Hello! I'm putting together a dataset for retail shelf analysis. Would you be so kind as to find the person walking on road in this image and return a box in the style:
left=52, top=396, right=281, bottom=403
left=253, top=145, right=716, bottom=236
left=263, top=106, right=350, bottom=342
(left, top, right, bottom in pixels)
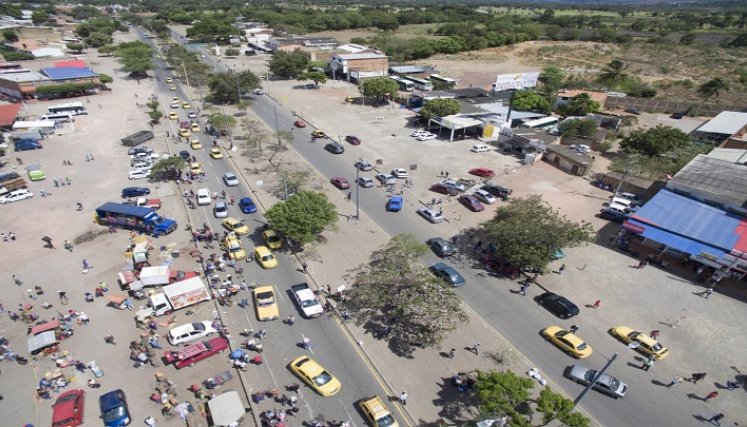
left=650, top=329, right=661, bottom=339
left=666, top=376, right=682, bottom=388
left=518, top=283, right=529, bottom=296
left=592, top=299, right=601, bottom=309
left=13, top=275, right=22, bottom=286
left=301, top=262, right=308, bottom=274
left=569, top=325, right=579, bottom=334
left=471, top=342, right=480, bottom=355
left=689, top=372, right=707, bottom=384
left=287, top=315, right=295, bottom=326
left=557, top=264, right=566, bottom=274
left=399, top=391, right=408, bottom=406
left=707, top=413, right=725, bottom=426
left=704, top=391, right=719, bottom=402
left=104, top=335, right=115, bottom=345
left=641, top=358, right=653, bottom=372
left=302, top=337, right=311, bottom=350
left=448, top=348, right=456, bottom=359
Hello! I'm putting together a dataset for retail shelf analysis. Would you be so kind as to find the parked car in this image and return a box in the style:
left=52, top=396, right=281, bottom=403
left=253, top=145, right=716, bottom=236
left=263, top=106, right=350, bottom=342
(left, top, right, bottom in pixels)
left=386, top=196, right=403, bottom=212
left=213, top=201, right=228, bottom=218
left=239, top=197, right=257, bottom=213
left=599, top=206, right=629, bottom=223
left=416, top=208, right=444, bottom=223
left=426, top=237, right=456, bottom=257
left=610, top=326, right=669, bottom=360
left=0, top=188, right=33, bottom=204
left=430, top=262, right=466, bottom=287
left=440, top=179, right=466, bottom=192
left=14, top=140, right=42, bottom=151
left=473, top=189, right=497, bottom=204
left=469, top=167, right=496, bottom=178
left=52, top=389, right=86, bottom=427
left=358, top=177, right=374, bottom=188
left=345, top=135, right=361, bottom=145
left=252, top=88, right=264, bottom=95
left=566, top=365, right=628, bottom=399
left=538, top=292, right=579, bottom=319
left=330, top=177, right=350, bottom=190
left=163, top=337, right=229, bottom=369
left=670, top=112, right=684, bottom=119
left=99, top=389, right=131, bottom=427
left=324, top=142, right=344, bottom=154
left=458, top=194, right=485, bottom=212
left=128, top=169, right=150, bottom=180
left=178, top=150, right=191, bottom=161
left=293, top=120, right=306, bottom=128
left=167, top=321, right=217, bottom=346
left=223, top=172, right=239, bottom=187
left=311, top=130, right=327, bottom=139
left=417, top=133, right=437, bottom=141
left=391, top=168, right=408, bottom=178
left=355, top=161, right=373, bottom=171
left=480, top=184, right=512, bottom=200
left=430, top=183, right=459, bottom=196
left=471, top=144, right=491, bottom=153
left=127, top=146, right=153, bottom=156
left=410, top=130, right=430, bottom=137
left=615, top=192, right=641, bottom=203
left=375, top=173, right=396, bottom=185
left=359, top=395, right=399, bottom=427
left=121, top=187, right=150, bottom=198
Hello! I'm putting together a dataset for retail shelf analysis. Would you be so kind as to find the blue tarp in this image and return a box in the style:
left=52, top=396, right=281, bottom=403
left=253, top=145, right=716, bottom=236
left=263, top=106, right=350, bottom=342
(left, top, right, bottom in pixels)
left=41, top=67, right=97, bottom=80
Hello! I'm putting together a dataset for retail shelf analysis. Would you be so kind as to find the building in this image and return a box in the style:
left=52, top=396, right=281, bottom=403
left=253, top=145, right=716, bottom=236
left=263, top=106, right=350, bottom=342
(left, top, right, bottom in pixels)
left=666, top=154, right=747, bottom=215
left=302, top=37, right=337, bottom=49
left=329, top=53, right=388, bottom=82
left=689, top=111, right=747, bottom=148
left=267, top=38, right=304, bottom=52
left=542, top=144, right=594, bottom=176
left=40, top=67, right=100, bottom=85
left=0, top=103, right=23, bottom=129
left=555, top=90, right=608, bottom=109
left=0, top=68, right=50, bottom=99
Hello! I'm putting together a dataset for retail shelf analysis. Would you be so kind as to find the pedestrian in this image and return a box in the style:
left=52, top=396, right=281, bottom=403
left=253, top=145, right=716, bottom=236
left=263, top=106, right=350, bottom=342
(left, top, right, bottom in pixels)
left=636, top=259, right=648, bottom=269
left=642, top=358, right=653, bottom=371
left=592, top=299, right=601, bottom=309
left=326, top=284, right=332, bottom=295
left=448, top=348, right=456, bottom=359
left=440, top=171, right=444, bottom=177
left=9, top=232, right=15, bottom=241
left=79, top=312, right=90, bottom=325
left=399, top=391, right=408, bottom=405
left=666, top=376, right=682, bottom=388
left=145, top=416, right=157, bottom=427
left=649, top=329, right=661, bottom=339
left=704, top=391, right=718, bottom=402
left=301, top=262, right=308, bottom=274
left=289, top=394, right=297, bottom=407
left=166, top=131, right=169, bottom=138
left=27, top=290, right=37, bottom=301
left=557, top=264, right=566, bottom=274
left=13, top=275, right=22, bottom=286
left=149, top=336, right=162, bottom=349
left=698, top=288, right=714, bottom=299
left=302, top=337, right=310, bottom=350
left=569, top=324, right=579, bottom=334
left=518, top=283, right=528, bottom=296
left=689, top=372, right=707, bottom=384
left=82, top=259, right=92, bottom=270
left=471, top=341, right=480, bottom=355
left=104, top=335, right=115, bottom=345
left=287, top=315, right=295, bottom=326
left=707, top=413, right=725, bottom=426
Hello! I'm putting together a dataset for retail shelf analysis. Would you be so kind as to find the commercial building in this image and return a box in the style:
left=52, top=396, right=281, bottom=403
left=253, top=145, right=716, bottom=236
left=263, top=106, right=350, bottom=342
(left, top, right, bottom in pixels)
left=329, top=53, right=388, bottom=82
left=689, top=111, right=747, bottom=148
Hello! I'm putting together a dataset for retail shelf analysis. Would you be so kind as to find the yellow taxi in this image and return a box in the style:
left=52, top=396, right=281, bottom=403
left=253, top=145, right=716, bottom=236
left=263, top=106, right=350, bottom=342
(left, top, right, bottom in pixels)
left=311, top=130, right=327, bottom=139
left=221, top=234, right=246, bottom=260
left=611, top=326, right=669, bottom=360
left=254, top=246, right=277, bottom=269
left=190, top=139, right=202, bottom=150
left=165, top=77, right=173, bottom=83
left=262, top=229, right=283, bottom=250
left=182, top=101, right=191, bottom=109
left=168, top=112, right=178, bottom=120
left=209, top=148, right=223, bottom=159
left=542, top=326, right=592, bottom=359
left=345, top=96, right=355, bottom=103
left=169, top=85, right=177, bottom=91
left=222, top=217, right=249, bottom=235
left=359, top=396, right=399, bottom=427
left=190, top=123, right=201, bottom=133
left=178, top=128, right=191, bottom=138
left=289, top=355, right=341, bottom=397
left=190, top=162, right=203, bottom=175
left=253, top=285, right=279, bottom=321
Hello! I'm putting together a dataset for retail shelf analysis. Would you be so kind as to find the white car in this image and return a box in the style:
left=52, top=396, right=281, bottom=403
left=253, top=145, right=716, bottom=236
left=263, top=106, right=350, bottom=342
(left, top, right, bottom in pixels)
left=196, top=188, right=211, bottom=206
left=132, top=152, right=160, bottom=160
left=616, top=192, right=641, bottom=203
left=213, top=201, right=228, bottom=218
left=355, top=161, right=373, bottom=171
left=473, top=189, right=497, bottom=204
left=252, top=88, right=264, bottom=95
left=169, top=101, right=180, bottom=109
left=223, top=172, right=240, bottom=187
left=167, top=321, right=217, bottom=346
left=0, top=188, right=33, bottom=204
left=471, top=144, right=491, bottom=153
left=417, top=208, right=444, bottom=224
left=391, top=168, right=408, bottom=178
left=358, top=177, right=374, bottom=188
left=187, top=111, right=197, bottom=119
left=375, top=173, right=396, bottom=185
left=441, top=179, right=466, bottom=192
left=410, top=130, right=430, bottom=137
left=417, top=133, right=437, bottom=141
left=128, top=169, right=151, bottom=180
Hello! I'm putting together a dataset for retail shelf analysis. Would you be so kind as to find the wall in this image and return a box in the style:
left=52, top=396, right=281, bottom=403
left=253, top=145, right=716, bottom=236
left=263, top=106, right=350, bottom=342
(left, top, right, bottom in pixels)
left=604, top=96, right=747, bottom=118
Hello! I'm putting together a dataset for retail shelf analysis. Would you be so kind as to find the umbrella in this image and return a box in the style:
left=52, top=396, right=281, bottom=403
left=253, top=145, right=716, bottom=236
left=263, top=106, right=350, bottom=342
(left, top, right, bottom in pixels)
left=229, top=349, right=246, bottom=360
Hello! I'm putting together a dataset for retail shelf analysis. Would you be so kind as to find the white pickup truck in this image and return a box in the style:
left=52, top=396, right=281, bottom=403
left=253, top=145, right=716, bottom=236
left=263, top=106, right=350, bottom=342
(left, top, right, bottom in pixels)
left=290, top=283, right=324, bottom=318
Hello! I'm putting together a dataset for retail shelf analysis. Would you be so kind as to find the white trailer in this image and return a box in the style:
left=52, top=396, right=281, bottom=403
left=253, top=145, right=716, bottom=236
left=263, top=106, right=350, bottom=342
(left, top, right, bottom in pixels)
left=148, top=276, right=211, bottom=316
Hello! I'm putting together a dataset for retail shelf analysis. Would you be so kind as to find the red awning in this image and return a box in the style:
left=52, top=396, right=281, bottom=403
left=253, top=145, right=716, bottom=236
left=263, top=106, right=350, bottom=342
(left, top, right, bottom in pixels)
left=31, top=319, right=60, bottom=335
left=54, top=60, right=87, bottom=68
left=0, top=103, right=22, bottom=127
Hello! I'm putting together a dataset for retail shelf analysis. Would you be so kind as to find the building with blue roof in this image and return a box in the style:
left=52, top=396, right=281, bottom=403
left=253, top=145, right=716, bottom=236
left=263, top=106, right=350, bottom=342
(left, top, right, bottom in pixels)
left=40, top=67, right=98, bottom=82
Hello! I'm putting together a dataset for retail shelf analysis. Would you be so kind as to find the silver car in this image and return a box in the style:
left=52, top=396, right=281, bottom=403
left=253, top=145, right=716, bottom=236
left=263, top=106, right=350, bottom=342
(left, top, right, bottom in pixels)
left=416, top=208, right=444, bottom=224
left=566, top=365, right=628, bottom=399
left=223, top=172, right=240, bottom=187
left=213, top=201, right=229, bottom=218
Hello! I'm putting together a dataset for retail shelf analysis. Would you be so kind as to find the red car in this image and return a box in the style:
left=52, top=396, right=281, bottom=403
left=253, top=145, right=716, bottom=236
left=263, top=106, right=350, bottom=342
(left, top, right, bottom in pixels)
left=459, top=194, right=485, bottom=212
left=330, top=177, right=350, bottom=190
left=163, top=336, right=229, bottom=369
left=469, top=167, right=496, bottom=178
left=345, top=135, right=361, bottom=145
left=430, top=183, right=459, bottom=196
left=52, top=389, right=86, bottom=427
left=293, top=120, right=306, bottom=128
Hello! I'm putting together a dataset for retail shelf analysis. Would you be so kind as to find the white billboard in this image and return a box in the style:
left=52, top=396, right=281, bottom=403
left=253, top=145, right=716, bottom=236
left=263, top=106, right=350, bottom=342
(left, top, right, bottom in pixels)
left=492, top=72, right=539, bottom=91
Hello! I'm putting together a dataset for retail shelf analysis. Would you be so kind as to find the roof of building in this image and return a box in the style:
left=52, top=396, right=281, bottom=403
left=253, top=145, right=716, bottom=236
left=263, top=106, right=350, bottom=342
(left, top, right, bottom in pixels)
left=706, top=148, right=747, bottom=164
left=669, top=154, right=747, bottom=209
left=40, top=67, right=97, bottom=80
left=337, top=43, right=368, bottom=54
left=304, top=37, right=337, bottom=44
left=626, top=189, right=747, bottom=260
left=0, top=103, right=22, bottom=127
left=389, top=65, right=424, bottom=74
left=546, top=144, right=594, bottom=165
left=693, top=111, right=747, bottom=135
left=556, top=90, right=608, bottom=104
left=31, top=47, right=65, bottom=58
left=0, top=69, right=48, bottom=83
left=335, top=53, right=387, bottom=60
left=450, top=88, right=491, bottom=98
left=54, top=60, right=87, bottom=68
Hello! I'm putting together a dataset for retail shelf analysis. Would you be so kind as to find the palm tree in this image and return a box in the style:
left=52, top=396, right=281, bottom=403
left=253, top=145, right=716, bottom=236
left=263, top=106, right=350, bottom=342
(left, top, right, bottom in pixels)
left=597, top=59, right=630, bottom=87
left=696, top=78, right=729, bottom=102
left=565, top=93, right=600, bottom=116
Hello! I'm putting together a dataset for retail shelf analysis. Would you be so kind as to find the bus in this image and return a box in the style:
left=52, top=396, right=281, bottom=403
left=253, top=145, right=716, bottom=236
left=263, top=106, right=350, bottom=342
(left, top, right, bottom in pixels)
left=401, top=76, right=434, bottom=91
left=47, top=102, right=88, bottom=116
left=389, top=76, right=414, bottom=92
left=429, top=74, right=456, bottom=89
left=519, top=116, right=559, bottom=130
left=40, top=112, right=75, bottom=123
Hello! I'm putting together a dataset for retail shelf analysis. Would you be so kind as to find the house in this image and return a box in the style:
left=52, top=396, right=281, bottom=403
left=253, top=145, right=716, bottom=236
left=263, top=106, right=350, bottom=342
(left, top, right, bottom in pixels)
left=0, top=103, right=23, bottom=129
left=329, top=53, right=388, bottom=82
left=542, top=144, right=594, bottom=176
left=302, top=37, right=337, bottom=49
left=0, top=69, right=50, bottom=99
left=40, top=67, right=99, bottom=85
left=689, top=111, right=747, bottom=148
left=31, top=47, right=65, bottom=58
left=267, top=38, right=305, bottom=52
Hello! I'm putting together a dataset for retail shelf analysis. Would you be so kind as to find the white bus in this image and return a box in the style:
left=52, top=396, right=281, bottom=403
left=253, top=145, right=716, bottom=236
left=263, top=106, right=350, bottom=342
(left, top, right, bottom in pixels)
left=519, top=116, right=559, bottom=130
left=429, top=74, right=456, bottom=89
left=47, top=102, right=88, bottom=116
left=389, top=76, right=414, bottom=92
left=40, top=112, right=75, bottom=123
left=401, top=76, right=434, bottom=91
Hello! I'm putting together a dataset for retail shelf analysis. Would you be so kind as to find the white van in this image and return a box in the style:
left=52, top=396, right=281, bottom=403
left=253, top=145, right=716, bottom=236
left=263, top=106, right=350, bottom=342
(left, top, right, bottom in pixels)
left=39, top=113, right=74, bottom=123
left=471, top=144, right=491, bottom=153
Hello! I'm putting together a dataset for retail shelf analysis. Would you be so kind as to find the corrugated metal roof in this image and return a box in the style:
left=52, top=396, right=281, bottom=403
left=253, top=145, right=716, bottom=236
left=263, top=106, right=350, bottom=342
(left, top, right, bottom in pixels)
left=54, top=60, right=87, bottom=68
left=629, top=189, right=746, bottom=258
left=336, top=53, right=387, bottom=60
left=0, top=103, right=22, bottom=127
left=0, top=70, right=48, bottom=83
left=668, top=155, right=747, bottom=208
left=694, top=111, right=747, bottom=135
left=390, top=65, right=424, bottom=74
left=40, top=67, right=97, bottom=80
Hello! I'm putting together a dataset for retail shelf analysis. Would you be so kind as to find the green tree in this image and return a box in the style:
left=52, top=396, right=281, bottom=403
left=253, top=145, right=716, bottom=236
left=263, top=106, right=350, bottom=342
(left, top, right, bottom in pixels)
left=680, top=32, right=696, bottom=45
left=728, top=33, right=747, bottom=47
left=70, top=5, right=101, bottom=20
left=361, top=77, right=399, bottom=100
left=597, top=59, right=630, bottom=88
left=186, top=18, right=235, bottom=41
left=115, top=41, right=153, bottom=77
left=268, top=50, right=309, bottom=79
left=97, top=44, right=117, bottom=56
left=85, top=32, right=113, bottom=48
left=482, top=195, right=594, bottom=269
left=2, top=29, right=18, bottom=43
left=224, top=47, right=240, bottom=57
left=149, top=156, right=186, bottom=181
left=696, top=78, right=729, bottom=102
left=536, top=388, right=577, bottom=426
left=562, top=93, right=601, bottom=116
left=208, top=71, right=260, bottom=104
left=298, top=71, right=327, bottom=88
left=345, top=234, right=467, bottom=356
left=558, top=118, right=597, bottom=139
left=540, top=65, right=566, bottom=93
left=66, top=43, right=85, bottom=54
left=476, top=370, right=534, bottom=426
left=620, top=125, right=691, bottom=156
left=421, top=98, right=460, bottom=120
left=31, top=10, right=49, bottom=25
left=98, top=73, right=113, bottom=84
left=511, top=90, right=551, bottom=113
left=265, top=191, right=338, bottom=246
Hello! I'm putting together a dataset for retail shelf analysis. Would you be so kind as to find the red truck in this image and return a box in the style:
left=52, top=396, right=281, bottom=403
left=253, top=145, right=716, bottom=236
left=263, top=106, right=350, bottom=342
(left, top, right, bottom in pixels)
left=163, top=336, right=229, bottom=369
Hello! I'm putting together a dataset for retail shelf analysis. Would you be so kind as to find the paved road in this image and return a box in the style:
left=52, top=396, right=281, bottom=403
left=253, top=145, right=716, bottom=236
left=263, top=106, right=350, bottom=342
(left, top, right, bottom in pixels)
left=140, top=28, right=406, bottom=426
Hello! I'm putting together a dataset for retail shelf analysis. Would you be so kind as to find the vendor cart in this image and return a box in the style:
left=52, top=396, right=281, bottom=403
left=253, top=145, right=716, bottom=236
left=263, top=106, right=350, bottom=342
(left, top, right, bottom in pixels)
left=28, top=331, right=58, bottom=355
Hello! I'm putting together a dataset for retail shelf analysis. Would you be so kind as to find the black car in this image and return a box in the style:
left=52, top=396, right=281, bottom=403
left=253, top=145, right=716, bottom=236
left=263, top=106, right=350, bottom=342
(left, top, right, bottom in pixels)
left=14, top=139, right=43, bottom=151
left=538, top=292, right=579, bottom=319
left=127, top=146, right=153, bottom=156
left=480, top=184, right=512, bottom=200
left=121, top=187, right=150, bottom=198
left=670, top=112, right=684, bottom=119
left=324, top=142, right=344, bottom=154
left=178, top=150, right=191, bottom=161
left=426, top=237, right=457, bottom=257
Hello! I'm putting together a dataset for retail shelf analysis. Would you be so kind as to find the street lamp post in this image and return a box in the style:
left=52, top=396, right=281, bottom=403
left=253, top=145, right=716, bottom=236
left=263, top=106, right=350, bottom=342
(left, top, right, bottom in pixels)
left=355, top=160, right=361, bottom=219
left=263, top=58, right=270, bottom=93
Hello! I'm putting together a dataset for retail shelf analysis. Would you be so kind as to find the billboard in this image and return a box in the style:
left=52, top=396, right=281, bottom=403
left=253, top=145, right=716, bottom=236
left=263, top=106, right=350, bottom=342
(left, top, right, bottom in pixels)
left=492, top=72, right=539, bottom=91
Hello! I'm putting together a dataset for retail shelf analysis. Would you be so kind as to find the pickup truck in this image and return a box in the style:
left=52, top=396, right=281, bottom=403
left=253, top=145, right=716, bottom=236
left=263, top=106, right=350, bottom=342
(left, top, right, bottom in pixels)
left=124, top=197, right=161, bottom=210
left=290, top=283, right=324, bottom=318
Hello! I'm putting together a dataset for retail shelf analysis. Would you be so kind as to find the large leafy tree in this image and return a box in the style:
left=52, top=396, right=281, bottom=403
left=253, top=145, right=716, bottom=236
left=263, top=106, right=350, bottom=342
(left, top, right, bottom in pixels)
left=149, top=156, right=186, bottom=181
left=268, top=50, right=309, bottom=79
left=696, top=78, right=729, bottom=102
left=186, top=18, right=235, bottom=41
left=297, top=71, right=327, bottom=88
left=361, top=76, right=399, bottom=100
left=345, top=234, right=467, bottom=357
left=597, top=59, right=630, bottom=88
left=561, top=93, right=600, bottom=116
left=421, top=98, right=460, bottom=119
left=265, top=191, right=337, bottom=246
left=539, top=65, right=565, bottom=93
left=511, top=90, right=551, bottom=113
left=537, top=388, right=590, bottom=427
left=115, top=41, right=153, bottom=77
left=2, top=29, right=18, bottom=42
left=482, top=195, right=594, bottom=269
left=558, top=118, right=597, bottom=139
left=208, top=71, right=260, bottom=104
left=620, top=125, right=691, bottom=156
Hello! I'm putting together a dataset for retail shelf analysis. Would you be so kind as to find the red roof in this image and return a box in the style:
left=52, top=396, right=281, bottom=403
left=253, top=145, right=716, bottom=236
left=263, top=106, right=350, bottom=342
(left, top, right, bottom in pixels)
left=54, top=60, right=87, bottom=68
left=0, top=103, right=22, bottom=127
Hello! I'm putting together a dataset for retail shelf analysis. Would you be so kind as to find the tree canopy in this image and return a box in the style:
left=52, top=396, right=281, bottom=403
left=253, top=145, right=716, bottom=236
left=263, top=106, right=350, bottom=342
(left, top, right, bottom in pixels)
left=150, top=156, right=186, bottom=181
left=511, top=90, right=551, bottom=113
left=597, top=59, right=630, bottom=88
left=482, top=195, right=594, bottom=269
left=421, top=98, right=460, bottom=120
left=114, top=41, right=153, bottom=77
left=208, top=71, right=260, bottom=104
left=265, top=191, right=338, bottom=246
left=697, top=78, right=729, bottom=102
left=298, top=71, right=327, bottom=88
left=560, top=93, right=601, bottom=116
left=268, top=50, right=309, bottom=79
left=345, top=234, right=467, bottom=357
left=361, top=77, right=399, bottom=100
left=620, top=125, right=692, bottom=156
left=558, top=118, right=597, bottom=139
left=186, top=18, right=235, bottom=42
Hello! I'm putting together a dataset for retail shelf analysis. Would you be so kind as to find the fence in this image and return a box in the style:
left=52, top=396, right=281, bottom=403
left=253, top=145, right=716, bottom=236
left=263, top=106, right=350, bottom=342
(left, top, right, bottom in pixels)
left=604, top=96, right=747, bottom=117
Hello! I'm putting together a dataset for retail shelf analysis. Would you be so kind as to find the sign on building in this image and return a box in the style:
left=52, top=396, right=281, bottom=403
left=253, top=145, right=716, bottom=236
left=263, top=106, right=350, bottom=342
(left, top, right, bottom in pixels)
left=492, top=72, right=539, bottom=91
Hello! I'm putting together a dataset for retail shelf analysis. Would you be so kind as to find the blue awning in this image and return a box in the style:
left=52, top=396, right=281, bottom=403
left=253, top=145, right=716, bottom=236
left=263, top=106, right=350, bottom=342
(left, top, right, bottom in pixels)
left=624, top=218, right=728, bottom=261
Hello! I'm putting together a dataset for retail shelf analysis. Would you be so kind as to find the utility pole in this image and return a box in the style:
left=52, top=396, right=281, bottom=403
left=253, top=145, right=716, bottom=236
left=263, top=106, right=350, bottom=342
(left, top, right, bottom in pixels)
left=263, top=58, right=270, bottom=93
left=574, top=353, right=618, bottom=406
left=355, top=160, right=361, bottom=219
